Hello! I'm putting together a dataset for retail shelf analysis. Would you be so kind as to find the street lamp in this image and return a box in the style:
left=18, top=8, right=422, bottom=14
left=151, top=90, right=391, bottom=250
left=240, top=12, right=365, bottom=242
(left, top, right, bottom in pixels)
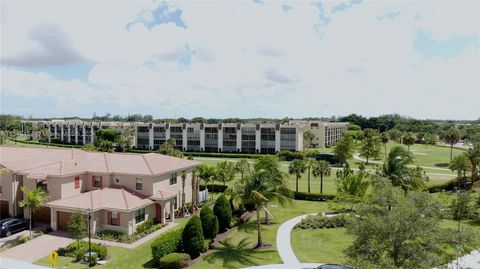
left=87, top=208, right=92, bottom=268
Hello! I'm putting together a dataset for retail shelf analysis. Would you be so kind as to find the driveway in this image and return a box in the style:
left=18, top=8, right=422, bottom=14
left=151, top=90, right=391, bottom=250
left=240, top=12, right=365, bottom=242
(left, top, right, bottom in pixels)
left=0, top=223, right=49, bottom=248
left=1, top=231, right=74, bottom=263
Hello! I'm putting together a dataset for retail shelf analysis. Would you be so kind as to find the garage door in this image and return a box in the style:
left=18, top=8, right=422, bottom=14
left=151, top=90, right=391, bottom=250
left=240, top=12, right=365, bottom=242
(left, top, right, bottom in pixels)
left=0, top=200, right=9, bottom=219
left=57, top=211, right=73, bottom=231
left=32, top=206, right=51, bottom=224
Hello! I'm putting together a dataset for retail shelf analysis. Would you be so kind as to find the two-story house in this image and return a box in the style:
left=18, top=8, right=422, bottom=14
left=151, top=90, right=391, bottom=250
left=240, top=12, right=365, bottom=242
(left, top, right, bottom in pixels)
left=0, top=147, right=200, bottom=235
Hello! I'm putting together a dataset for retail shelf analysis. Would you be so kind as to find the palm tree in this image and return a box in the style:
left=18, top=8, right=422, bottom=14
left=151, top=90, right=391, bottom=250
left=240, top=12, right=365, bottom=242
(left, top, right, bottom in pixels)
left=449, top=154, right=471, bottom=189
left=380, top=132, right=389, bottom=159
left=235, top=159, right=250, bottom=181
left=305, top=158, right=315, bottom=193
left=378, top=146, right=426, bottom=193
left=444, top=128, right=460, bottom=161
left=197, top=164, right=216, bottom=200
left=229, top=156, right=292, bottom=247
left=465, top=142, right=480, bottom=184
left=288, top=159, right=305, bottom=192
left=402, top=132, right=416, bottom=152
left=312, top=160, right=331, bottom=194
left=191, top=169, right=199, bottom=212
left=180, top=171, right=187, bottom=216
left=18, top=187, right=49, bottom=238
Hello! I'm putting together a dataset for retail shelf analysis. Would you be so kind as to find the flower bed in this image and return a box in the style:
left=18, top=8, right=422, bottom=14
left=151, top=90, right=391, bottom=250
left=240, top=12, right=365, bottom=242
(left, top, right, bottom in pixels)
left=294, top=213, right=348, bottom=229
left=95, top=219, right=166, bottom=243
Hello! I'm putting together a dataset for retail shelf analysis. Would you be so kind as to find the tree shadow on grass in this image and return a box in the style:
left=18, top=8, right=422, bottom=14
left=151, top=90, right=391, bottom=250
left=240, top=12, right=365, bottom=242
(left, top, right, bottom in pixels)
left=237, top=221, right=258, bottom=233
left=435, top=163, right=450, bottom=168
left=204, top=237, right=275, bottom=268
left=142, top=259, right=156, bottom=268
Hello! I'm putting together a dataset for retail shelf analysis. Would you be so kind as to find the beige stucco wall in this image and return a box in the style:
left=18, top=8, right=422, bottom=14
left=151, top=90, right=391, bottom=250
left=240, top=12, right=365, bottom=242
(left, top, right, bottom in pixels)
left=152, top=169, right=194, bottom=207
left=111, top=174, right=154, bottom=196
left=0, top=171, right=23, bottom=217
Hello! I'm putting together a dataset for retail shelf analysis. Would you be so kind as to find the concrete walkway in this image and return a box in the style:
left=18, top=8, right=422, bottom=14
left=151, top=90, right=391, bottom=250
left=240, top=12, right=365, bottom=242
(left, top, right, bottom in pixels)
left=1, top=231, right=74, bottom=263
left=443, top=250, right=480, bottom=269
left=0, top=257, right=50, bottom=269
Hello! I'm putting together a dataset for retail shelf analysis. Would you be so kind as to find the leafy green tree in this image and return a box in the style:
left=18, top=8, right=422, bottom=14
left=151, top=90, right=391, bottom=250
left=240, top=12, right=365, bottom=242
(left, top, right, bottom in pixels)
left=333, top=135, right=355, bottom=167
left=229, top=156, right=292, bottom=247
left=288, top=159, right=305, bottom=192
left=197, top=164, right=215, bottom=200
left=213, top=194, right=232, bottom=232
left=449, top=192, right=476, bottom=266
left=235, top=159, right=250, bottom=181
left=378, top=146, right=426, bottom=193
left=359, top=129, right=382, bottom=164
left=380, top=132, right=390, bottom=159
left=303, top=130, right=315, bottom=148
left=335, top=163, right=369, bottom=210
left=346, top=183, right=443, bottom=269
left=95, top=128, right=122, bottom=149
left=215, top=161, right=236, bottom=186
left=18, top=187, right=49, bottom=238
left=424, top=133, right=437, bottom=148
left=159, top=138, right=184, bottom=158
left=465, top=142, right=480, bottom=183
left=402, top=132, right=416, bottom=152
left=182, top=216, right=204, bottom=258
left=68, top=211, right=86, bottom=250
left=449, top=154, right=471, bottom=189
left=444, top=127, right=461, bottom=161
left=387, top=128, right=403, bottom=143
left=200, top=206, right=219, bottom=240
left=312, top=160, right=331, bottom=194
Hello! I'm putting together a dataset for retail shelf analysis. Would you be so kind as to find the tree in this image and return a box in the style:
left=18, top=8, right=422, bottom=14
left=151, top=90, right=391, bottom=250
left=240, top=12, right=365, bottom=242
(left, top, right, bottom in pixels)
left=304, top=158, right=315, bottom=193
left=159, top=138, right=184, bottom=158
left=213, top=194, right=232, bottom=232
left=179, top=171, right=187, bottom=216
left=333, top=135, right=355, bottom=167
left=215, top=161, right=236, bottom=186
left=200, top=206, right=219, bottom=240
left=359, top=129, right=382, bottom=164
left=95, top=128, right=121, bottom=148
left=465, top=142, right=480, bottom=184
left=191, top=169, right=199, bottom=212
left=444, top=127, right=461, bottom=161
left=402, top=132, right=416, bottom=152
left=229, top=156, right=292, bottom=247
left=380, top=132, right=389, bottom=159
left=387, top=128, right=403, bottom=143
left=450, top=192, right=476, bottom=267
left=449, top=154, right=471, bottom=189
left=335, top=163, right=369, bottom=210
left=182, top=216, right=204, bottom=258
left=378, top=146, right=426, bottom=193
left=424, top=133, right=437, bottom=148
left=235, top=159, right=250, bottom=180
left=303, top=130, right=315, bottom=148
left=197, top=164, right=215, bottom=200
left=288, top=159, right=305, bottom=192
left=68, top=211, right=86, bottom=250
left=346, top=183, right=443, bottom=269
left=18, top=187, right=49, bottom=238
left=312, top=160, right=331, bottom=194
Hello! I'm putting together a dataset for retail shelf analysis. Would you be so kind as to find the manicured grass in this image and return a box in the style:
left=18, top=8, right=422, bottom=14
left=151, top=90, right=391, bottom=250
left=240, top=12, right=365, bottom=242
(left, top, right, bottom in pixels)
left=191, top=200, right=330, bottom=269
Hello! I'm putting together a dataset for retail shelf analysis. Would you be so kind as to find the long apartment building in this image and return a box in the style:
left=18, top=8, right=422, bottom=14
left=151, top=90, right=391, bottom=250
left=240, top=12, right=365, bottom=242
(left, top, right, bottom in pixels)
left=21, top=120, right=349, bottom=152
left=136, top=123, right=303, bottom=154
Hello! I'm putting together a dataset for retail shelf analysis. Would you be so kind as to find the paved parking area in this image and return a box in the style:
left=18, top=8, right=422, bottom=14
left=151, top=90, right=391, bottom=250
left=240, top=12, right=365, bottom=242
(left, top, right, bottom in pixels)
left=0, top=223, right=49, bottom=248
left=1, top=231, right=73, bottom=263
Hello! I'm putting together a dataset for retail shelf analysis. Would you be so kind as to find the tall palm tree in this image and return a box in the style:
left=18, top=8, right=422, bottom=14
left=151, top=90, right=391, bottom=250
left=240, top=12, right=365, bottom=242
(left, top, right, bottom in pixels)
left=380, top=132, right=390, bottom=159
left=378, top=146, right=426, bottom=193
left=288, top=159, right=305, bottom=192
left=312, top=160, right=331, bottom=194
left=305, top=158, right=315, bottom=193
left=465, top=142, right=480, bottom=184
left=402, top=132, right=416, bottom=152
left=229, top=156, right=292, bottom=247
left=180, top=171, right=187, bottom=216
left=235, top=159, right=250, bottom=181
left=197, top=164, right=216, bottom=200
left=18, top=187, right=49, bottom=238
left=444, top=127, right=460, bottom=161
left=191, top=169, right=199, bottom=212
left=449, top=154, right=471, bottom=189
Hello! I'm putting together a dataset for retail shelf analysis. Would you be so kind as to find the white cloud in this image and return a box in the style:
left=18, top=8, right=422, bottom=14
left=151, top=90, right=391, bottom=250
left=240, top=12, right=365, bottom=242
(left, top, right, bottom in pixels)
left=1, top=0, right=478, bottom=119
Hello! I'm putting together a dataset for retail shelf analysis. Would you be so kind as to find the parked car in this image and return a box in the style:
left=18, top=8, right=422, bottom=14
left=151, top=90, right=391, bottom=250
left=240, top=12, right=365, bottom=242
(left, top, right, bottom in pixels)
left=314, top=264, right=352, bottom=269
left=0, top=218, right=29, bottom=237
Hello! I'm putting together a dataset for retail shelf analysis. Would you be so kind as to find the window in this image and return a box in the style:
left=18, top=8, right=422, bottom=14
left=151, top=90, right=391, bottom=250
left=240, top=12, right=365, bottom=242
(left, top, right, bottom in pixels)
left=136, top=178, right=142, bottom=190
left=169, top=173, right=177, bottom=185
left=92, top=176, right=102, bottom=188
left=110, top=211, right=119, bottom=226
left=74, top=176, right=80, bottom=189
left=134, top=208, right=145, bottom=223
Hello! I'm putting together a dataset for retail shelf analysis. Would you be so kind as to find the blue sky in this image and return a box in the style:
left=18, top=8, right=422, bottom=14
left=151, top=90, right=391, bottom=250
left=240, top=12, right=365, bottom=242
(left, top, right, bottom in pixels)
left=1, top=1, right=479, bottom=120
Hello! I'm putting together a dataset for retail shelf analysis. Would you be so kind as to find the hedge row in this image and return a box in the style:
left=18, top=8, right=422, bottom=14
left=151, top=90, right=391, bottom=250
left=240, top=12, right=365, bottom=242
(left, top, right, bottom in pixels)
left=129, top=148, right=265, bottom=158
left=427, top=178, right=459, bottom=193
left=199, top=184, right=228, bottom=193
left=159, top=253, right=191, bottom=269
left=9, top=139, right=84, bottom=149
left=151, top=228, right=183, bottom=265
left=293, top=192, right=336, bottom=201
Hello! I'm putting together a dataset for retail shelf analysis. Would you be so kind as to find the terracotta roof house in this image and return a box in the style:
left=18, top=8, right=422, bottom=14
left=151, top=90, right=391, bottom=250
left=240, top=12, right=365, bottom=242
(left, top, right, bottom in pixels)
left=0, top=146, right=200, bottom=235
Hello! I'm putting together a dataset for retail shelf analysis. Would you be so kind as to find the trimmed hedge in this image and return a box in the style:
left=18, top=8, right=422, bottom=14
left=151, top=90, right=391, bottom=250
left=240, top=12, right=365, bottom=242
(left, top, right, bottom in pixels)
left=182, top=216, right=205, bottom=258
left=213, top=194, right=232, bottom=232
left=200, top=206, right=219, bottom=240
left=151, top=228, right=183, bottom=265
left=199, top=184, right=228, bottom=193
left=159, top=253, right=191, bottom=269
left=294, top=214, right=347, bottom=229
left=293, top=192, right=336, bottom=201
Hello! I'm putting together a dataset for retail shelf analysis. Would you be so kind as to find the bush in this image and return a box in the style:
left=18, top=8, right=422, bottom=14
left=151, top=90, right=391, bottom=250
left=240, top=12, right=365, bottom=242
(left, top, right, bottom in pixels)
left=158, top=253, right=191, bottom=269
left=129, top=149, right=265, bottom=159
left=213, top=194, right=232, bottom=232
left=294, top=214, right=348, bottom=229
left=182, top=216, right=204, bottom=258
left=293, top=192, right=336, bottom=201
left=199, top=184, right=228, bottom=193
left=277, top=150, right=304, bottom=161
left=151, top=228, right=183, bottom=265
left=61, top=241, right=107, bottom=260
left=200, top=206, right=219, bottom=240
left=136, top=218, right=155, bottom=234
left=427, top=178, right=458, bottom=193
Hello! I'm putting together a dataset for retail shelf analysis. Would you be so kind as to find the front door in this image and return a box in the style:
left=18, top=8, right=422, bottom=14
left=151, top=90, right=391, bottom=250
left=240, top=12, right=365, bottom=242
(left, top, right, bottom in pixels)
left=155, top=203, right=162, bottom=223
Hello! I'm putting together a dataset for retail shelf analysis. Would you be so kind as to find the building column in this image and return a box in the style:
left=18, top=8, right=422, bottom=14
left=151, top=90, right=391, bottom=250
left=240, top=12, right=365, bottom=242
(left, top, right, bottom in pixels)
left=67, top=125, right=71, bottom=143
left=199, top=125, right=205, bottom=151
left=60, top=125, right=64, bottom=142
left=82, top=126, right=86, bottom=144
left=148, top=123, right=154, bottom=150
left=91, top=127, right=95, bottom=144
left=165, top=124, right=171, bottom=140
left=54, top=124, right=58, bottom=139
left=275, top=127, right=281, bottom=153
left=182, top=124, right=188, bottom=151
left=217, top=124, right=223, bottom=152
left=170, top=199, right=175, bottom=222
left=255, top=124, right=261, bottom=153
left=75, top=125, right=79, bottom=144
left=236, top=124, right=242, bottom=152
left=50, top=208, right=57, bottom=231
left=161, top=202, right=166, bottom=224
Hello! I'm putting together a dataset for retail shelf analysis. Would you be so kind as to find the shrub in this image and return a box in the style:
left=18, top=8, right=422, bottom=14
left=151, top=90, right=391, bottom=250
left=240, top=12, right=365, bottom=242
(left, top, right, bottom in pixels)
left=199, top=184, right=228, bottom=193
left=294, top=214, right=348, bottom=229
left=427, top=178, right=458, bottom=193
left=278, top=150, right=304, bottom=161
left=213, top=194, right=232, bottom=232
left=182, top=216, right=204, bottom=258
left=293, top=192, right=336, bottom=201
left=151, top=228, right=183, bottom=265
left=158, top=253, right=191, bottom=269
left=136, top=218, right=155, bottom=234
left=200, top=206, right=219, bottom=240
left=61, top=241, right=107, bottom=260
